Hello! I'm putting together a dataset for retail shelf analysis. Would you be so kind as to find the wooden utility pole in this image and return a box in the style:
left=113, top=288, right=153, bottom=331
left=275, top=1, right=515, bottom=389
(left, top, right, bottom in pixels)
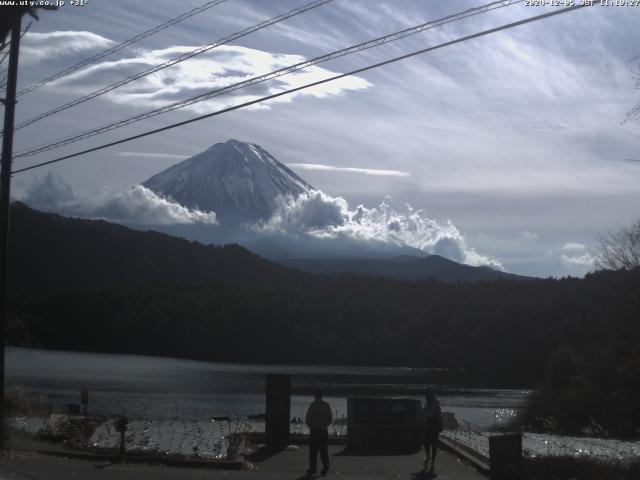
left=0, top=17, right=22, bottom=449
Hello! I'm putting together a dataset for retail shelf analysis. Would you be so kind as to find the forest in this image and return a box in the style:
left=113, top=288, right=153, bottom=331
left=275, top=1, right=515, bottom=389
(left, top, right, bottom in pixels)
left=7, top=202, right=640, bottom=437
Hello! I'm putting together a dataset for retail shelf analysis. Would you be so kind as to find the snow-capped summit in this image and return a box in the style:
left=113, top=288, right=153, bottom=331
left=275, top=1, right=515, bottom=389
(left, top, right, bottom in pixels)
left=142, top=139, right=312, bottom=223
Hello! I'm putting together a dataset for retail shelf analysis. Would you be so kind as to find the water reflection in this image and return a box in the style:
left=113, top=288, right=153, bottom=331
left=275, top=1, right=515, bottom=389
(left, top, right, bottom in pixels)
left=7, top=347, right=527, bottom=428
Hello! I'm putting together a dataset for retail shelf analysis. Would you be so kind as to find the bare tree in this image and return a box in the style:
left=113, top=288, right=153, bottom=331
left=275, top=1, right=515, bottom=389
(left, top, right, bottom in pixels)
left=623, top=57, right=640, bottom=123
left=595, top=220, right=640, bottom=270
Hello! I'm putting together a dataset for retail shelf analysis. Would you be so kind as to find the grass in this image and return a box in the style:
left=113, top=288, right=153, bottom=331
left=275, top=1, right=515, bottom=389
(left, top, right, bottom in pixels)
left=523, top=455, right=640, bottom=480
left=5, top=385, right=51, bottom=417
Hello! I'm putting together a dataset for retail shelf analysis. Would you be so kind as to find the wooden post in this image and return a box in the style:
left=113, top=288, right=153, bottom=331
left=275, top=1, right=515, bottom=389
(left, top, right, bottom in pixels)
left=265, top=374, right=291, bottom=449
left=0, top=17, right=23, bottom=450
left=489, top=432, right=522, bottom=480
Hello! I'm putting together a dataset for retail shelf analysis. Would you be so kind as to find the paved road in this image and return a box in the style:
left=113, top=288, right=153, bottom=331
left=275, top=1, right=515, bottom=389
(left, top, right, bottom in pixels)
left=0, top=446, right=485, bottom=480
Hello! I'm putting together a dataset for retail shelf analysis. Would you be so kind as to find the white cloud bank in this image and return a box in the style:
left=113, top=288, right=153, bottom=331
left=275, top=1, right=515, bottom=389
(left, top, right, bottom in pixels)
left=46, top=43, right=371, bottom=112
left=561, top=253, right=595, bottom=267
left=560, top=241, right=594, bottom=269
left=19, top=173, right=217, bottom=225
left=562, top=242, right=587, bottom=251
left=16, top=174, right=501, bottom=269
left=20, top=31, right=115, bottom=65
left=258, top=190, right=503, bottom=269
left=521, top=230, right=539, bottom=241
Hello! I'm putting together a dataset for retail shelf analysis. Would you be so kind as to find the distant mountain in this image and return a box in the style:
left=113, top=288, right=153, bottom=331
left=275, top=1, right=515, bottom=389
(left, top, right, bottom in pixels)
left=282, top=255, right=532, bottom=283
left=142, top=139, right=312, bottom=223
left=8, top=202, right=528, bottom=290
left=7, top=202, right=298, bottom=290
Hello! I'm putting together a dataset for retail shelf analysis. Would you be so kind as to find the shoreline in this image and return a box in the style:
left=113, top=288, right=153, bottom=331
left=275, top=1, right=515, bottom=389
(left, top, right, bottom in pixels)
left=9, top=414, right=640, bottom=465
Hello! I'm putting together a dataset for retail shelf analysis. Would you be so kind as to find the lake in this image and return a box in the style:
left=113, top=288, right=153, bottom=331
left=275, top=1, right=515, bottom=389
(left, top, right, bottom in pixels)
left=6, top=347, right=528, bottom=430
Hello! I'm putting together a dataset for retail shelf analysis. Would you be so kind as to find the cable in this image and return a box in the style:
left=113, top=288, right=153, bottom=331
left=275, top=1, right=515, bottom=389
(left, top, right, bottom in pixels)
left=13, top=3, right=592, bottom=175
left=10, top=0, right=333, bottom=133
left=13, top=0, right=524, bottom=158
left=12, top=0, right=519, bottom=152
left=14, top=0, right=230, bottom=97
left=1, top=22, right=32, bottom=65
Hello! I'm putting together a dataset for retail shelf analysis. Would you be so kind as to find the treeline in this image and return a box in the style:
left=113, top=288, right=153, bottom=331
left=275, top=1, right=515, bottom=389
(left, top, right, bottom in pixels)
left=7, top=203, right=640, bottom=437
left=9, top=269, right=640, bottom=385
left=7, top=201, right=299, bottom=290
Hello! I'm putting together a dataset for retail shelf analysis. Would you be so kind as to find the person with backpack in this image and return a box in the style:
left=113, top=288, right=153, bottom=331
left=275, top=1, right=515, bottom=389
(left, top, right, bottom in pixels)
left=422, top=387, right=443, bottom=474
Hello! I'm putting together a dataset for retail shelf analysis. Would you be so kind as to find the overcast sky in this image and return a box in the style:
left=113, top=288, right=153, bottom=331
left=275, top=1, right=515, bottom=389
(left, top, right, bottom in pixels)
left=5, top=0, right=640, bottom=277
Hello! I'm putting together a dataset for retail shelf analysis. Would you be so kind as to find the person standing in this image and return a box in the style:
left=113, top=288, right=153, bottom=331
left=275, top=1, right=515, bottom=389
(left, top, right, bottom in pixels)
left=422, top=387, right=443, bottom=474
left=305, top=387, right=332, bottom=476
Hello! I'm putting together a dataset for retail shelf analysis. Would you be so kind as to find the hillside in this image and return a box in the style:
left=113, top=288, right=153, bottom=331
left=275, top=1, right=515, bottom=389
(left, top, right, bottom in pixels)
left=7, top=202, right=297, bottom=290
left=7, top=200, right=640, bottom=436
left=282, top=255, right=532, bottom=283
left=8, top=201, right=529, bottom=288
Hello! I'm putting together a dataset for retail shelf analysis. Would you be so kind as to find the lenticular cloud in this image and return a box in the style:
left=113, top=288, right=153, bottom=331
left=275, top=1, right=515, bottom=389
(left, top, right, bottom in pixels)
left=259, top=190, right=504, bottom=269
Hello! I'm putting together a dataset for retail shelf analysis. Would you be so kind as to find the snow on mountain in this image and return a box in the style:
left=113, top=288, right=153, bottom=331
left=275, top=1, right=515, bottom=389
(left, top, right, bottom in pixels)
left=142, top=139, right=312, bottom=223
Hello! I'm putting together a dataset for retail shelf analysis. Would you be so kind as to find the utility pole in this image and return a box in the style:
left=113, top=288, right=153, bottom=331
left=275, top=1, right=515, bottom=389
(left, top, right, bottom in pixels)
left=0, top=17, right=22, bottom=449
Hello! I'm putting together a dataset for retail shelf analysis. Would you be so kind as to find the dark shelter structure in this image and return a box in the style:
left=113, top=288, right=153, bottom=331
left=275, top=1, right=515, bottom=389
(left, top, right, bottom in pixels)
left=348, top=397, right=422, bottom=452
left=265, top=374, right=291, bottom=448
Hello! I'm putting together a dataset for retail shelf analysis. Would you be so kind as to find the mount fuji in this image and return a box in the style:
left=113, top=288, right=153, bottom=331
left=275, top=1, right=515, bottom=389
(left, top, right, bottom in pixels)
left=136, top=139, right=523, bottom=280
left=142, top=139, right=312, bottom=224
left=14, top=138, right=524, bottom=281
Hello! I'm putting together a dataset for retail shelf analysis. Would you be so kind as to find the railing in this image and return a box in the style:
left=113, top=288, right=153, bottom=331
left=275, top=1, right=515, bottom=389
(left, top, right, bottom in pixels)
left=441, top=424, right=640, bottom=465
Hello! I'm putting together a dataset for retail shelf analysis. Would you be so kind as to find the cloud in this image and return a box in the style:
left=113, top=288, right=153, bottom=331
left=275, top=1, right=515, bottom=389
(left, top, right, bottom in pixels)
left=521, top=230, right=539, bottom=240
left=561, top=253, right=595, bottom=267
left=46, top=44, right=371, bottom=112
left=20, top=31, right=115, bottom=65
left=17, top=175, right=499, bottom=269
left=559, top=243, right=595, bottom=275
left=15, top=175, right=500, bottom=269
left=118, top=152, right=189, bottom=159
left=257, top=190, right=503, bottom=269
left=288, top=163, right=409, bottom=177
left=19, top=173, right=217, bottom=225
left=562, top=242, right=587, bottom=251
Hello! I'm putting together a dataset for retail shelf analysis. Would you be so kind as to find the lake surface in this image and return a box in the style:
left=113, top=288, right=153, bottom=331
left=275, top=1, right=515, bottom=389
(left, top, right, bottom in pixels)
left=6, top=347, right=528, bottom=430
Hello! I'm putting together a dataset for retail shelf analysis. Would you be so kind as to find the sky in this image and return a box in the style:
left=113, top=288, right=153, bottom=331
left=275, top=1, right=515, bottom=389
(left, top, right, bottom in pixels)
left=4, top=0, right=640, bottom=277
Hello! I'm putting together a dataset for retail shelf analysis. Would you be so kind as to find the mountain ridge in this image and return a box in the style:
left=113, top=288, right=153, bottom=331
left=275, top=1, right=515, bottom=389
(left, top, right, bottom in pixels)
left=7, top=201, right=298, bottom=290
left=282, top=255, right=532, bottom=282
left=8, top=202, right=531, bottom=288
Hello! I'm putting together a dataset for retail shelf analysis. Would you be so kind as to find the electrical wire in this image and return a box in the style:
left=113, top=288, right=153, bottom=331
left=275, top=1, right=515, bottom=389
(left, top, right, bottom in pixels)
left=13, top=0, right=523, bottom=158
left=14, top=0, right=230, bottom=97
left=13, top=3, right=592, bottom=175
left=10, top=0, right=333, bottom=133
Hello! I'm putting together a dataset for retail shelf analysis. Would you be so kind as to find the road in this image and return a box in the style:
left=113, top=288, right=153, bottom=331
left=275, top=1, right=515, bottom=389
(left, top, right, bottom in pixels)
left=0, top=445, right=486, bottom=480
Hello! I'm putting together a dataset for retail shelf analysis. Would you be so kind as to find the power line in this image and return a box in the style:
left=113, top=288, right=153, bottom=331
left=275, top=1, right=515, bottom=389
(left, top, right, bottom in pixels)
left=14, top=0, right=230, bottom=97
left=0, top=20, right=32, bottom=57
left=10, top=0, right=333, bottom=133
left=0, top=22, right=31, bottom=67
left=13, top=0, right=524, bottom=158
left=13, top=3, right=592, bottom=175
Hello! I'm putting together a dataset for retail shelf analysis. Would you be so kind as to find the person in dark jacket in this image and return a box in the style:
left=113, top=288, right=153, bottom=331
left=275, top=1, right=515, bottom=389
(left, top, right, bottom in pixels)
left=422, top=387, right=443, bottom=474
left=305, top=388, right=332, bottom=476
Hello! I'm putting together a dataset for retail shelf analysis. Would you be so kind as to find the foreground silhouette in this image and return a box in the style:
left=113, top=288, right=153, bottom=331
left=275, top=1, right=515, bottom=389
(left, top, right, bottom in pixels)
left=305, top=388, right=332, bottom=476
